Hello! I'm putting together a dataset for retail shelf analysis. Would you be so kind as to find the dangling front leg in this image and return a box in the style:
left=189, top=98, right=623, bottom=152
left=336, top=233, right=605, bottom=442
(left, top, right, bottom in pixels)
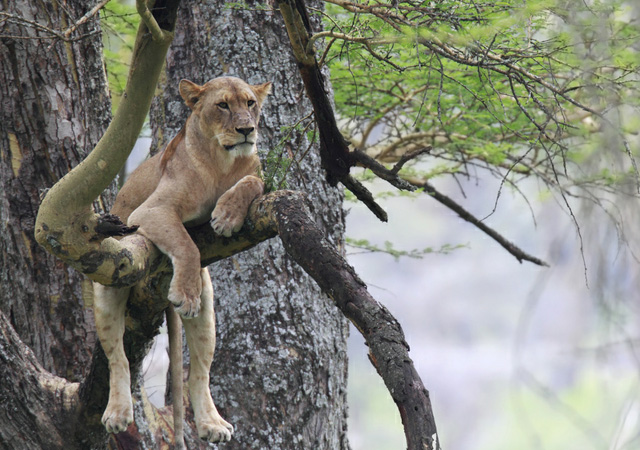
left=128, top=205, right=202, bottom=318
left=182, top=268, right=234, bottom=442
left=93, top=283, right=133, bottom=433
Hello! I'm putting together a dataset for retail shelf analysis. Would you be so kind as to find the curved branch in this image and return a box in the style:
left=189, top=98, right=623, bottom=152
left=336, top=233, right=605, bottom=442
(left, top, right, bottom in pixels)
left=34, top=1, right=178, bottom=285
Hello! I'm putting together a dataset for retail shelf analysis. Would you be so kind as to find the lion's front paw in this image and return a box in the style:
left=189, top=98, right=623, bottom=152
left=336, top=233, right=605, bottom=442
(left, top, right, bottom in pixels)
left=210, top=204, right=245, bottom=237
left=102, top=400, right=133, bottom=434
left=168, top=282, right=201, bottom=319
left=197, top=416, right=234, bottom=443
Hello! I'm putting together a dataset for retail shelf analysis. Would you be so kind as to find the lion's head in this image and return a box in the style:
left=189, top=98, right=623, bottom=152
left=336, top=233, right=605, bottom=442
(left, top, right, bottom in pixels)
left=179, top=76, right=272, bottom=156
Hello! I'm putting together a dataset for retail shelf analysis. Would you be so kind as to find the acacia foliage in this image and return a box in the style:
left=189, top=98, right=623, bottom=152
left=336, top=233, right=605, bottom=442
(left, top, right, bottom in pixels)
left=320, top=0, right=640, bottom=197
left=101, top=0, right=640, bottom=204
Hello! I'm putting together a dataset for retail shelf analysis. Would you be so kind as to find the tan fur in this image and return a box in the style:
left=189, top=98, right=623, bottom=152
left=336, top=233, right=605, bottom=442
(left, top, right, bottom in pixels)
left=93, top=77, right=271, bottom=443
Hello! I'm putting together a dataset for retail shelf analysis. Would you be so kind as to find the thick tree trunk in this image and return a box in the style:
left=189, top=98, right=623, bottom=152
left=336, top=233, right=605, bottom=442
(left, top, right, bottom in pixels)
left=1, top=0, right=436, bottom=447
left=0, top=2, right=180, bottom=448
left=0, top=0, right=111, bottom=381
left=0, top=0, right=112, bottom=448
left=150, top=1, right=350, bottom=448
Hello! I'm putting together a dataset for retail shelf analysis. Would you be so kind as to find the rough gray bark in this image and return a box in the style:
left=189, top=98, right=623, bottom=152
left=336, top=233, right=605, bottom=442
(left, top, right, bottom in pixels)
left=0, top=0, right=111, bottom=381
left=150, top=1, right=350, bottom=448
left=2, top=1, right=352, bottom=448
left=0, top=1, right=179, bottom=448
left=0, top=308, right=81, bottom=449
left=0, top=0, right=113, bottom=448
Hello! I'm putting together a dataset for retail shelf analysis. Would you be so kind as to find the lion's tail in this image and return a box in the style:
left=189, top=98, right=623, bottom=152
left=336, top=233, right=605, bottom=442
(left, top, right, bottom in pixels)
left=166, top=304, right=185, bottom=449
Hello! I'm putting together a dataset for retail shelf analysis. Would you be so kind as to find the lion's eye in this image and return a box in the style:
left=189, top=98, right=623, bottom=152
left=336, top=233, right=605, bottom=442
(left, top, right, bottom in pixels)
left=217, top=102, right=229, bottom=110
left=247, top=100, right=256, bottom=107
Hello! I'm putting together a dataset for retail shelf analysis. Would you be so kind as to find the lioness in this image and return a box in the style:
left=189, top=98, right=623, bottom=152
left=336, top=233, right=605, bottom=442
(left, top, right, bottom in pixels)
left=93, top=76, right=270, bottom=443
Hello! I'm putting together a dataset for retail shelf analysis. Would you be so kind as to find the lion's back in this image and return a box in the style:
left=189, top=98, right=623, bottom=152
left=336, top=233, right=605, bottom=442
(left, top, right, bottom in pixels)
left=111, top=153, right=163, bottom=223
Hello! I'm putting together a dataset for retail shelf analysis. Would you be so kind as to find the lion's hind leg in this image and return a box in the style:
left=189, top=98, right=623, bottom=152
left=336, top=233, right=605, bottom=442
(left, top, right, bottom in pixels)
left=182, top=268, right=234, bottom=442
left=93, top=282, right=133, bottom=434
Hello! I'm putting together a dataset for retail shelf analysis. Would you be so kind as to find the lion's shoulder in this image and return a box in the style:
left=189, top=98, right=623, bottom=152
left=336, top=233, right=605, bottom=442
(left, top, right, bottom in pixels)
left=159, top=123, right=187, bottom=171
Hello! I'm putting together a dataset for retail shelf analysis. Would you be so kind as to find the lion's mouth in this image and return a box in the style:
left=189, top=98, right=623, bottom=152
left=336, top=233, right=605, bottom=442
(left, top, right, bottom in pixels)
left=224, top=140, right=254, bottom=151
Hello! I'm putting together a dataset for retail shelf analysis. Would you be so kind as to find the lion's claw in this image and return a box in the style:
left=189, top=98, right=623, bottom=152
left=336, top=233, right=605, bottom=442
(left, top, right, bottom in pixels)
left=168, top=283, right=201, bottom=318
left=210, top=208, right=243, bottom=237
left=197, top=417, right=234, bottom=443
left=102, top=400, right=133, bottom=434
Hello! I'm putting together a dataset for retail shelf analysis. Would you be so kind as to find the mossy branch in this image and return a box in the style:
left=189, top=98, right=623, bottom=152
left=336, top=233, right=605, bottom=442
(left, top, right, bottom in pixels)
left=34, top=1, right=176, bottom=284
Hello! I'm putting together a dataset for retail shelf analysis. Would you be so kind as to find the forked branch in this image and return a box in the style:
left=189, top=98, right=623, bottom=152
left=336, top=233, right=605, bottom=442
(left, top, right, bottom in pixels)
left=278, top=0, right=415, bottom=222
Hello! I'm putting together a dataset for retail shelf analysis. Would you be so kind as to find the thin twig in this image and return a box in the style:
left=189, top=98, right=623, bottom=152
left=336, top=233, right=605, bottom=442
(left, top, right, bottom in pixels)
left=63, top=0, right=111, bottom=38
left=408, top=178, right=549, bottom=266
left=1, top=9, right=105, bottom=43
left=350, top=149, right=417, bottom=192
left=307, top=30, right=399, bottom=54
left=135, top=0, right=166, bottom=42
left=0, top=12, right=66, bottom=40
left=390, top=147, right=432, bottom=175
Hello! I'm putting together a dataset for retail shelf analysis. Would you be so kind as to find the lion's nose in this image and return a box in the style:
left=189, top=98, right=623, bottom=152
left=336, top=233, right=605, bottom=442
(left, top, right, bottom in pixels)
left=236, top=127, right=254, bottom=136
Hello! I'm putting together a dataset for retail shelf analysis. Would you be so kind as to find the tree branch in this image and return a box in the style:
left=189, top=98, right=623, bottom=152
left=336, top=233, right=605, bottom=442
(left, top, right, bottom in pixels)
left=264, top=191, right=441, bottom=450
left=278, top=0, right=352, bottom=183
left=277, top=0, right=391, bottom=221
left=136, top=0, right=167, bottom=42
left=34, top=0, right=178, bottom=286
left=0, top=1, right=112, bottom=42
left=390, top=147, right=433, bottom=175
left=342, top=174, right=388, bottom=222
left=306, top=30, right=398, bottom=54
left=63, top=0, right=111, bottom=39
left=350, top=148, right=418, bottom=192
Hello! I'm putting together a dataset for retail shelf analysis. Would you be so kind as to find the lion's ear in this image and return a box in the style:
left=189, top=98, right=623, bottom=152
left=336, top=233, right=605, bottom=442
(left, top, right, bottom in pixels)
left=179, top=79, right=203, bottom=110
left=252, top=81, right=272, bottom=105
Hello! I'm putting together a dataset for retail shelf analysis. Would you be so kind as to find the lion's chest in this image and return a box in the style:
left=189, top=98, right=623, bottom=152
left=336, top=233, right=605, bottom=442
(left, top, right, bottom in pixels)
left=181, top=167, right=251, bottom=227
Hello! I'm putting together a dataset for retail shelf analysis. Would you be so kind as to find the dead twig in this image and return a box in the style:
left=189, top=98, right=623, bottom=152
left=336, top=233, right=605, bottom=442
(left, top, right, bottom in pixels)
left=408, top=178, right=549, bottom=266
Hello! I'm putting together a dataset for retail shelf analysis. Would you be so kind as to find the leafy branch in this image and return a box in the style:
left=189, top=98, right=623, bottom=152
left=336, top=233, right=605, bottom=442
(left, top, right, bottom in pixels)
left=275, top=0, right=562, bottom=267
left=320, top=0, right=640, bottom=195
left=293, top=0, right=639, bottom=268
left=346, top=237, right=467, bottom=261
